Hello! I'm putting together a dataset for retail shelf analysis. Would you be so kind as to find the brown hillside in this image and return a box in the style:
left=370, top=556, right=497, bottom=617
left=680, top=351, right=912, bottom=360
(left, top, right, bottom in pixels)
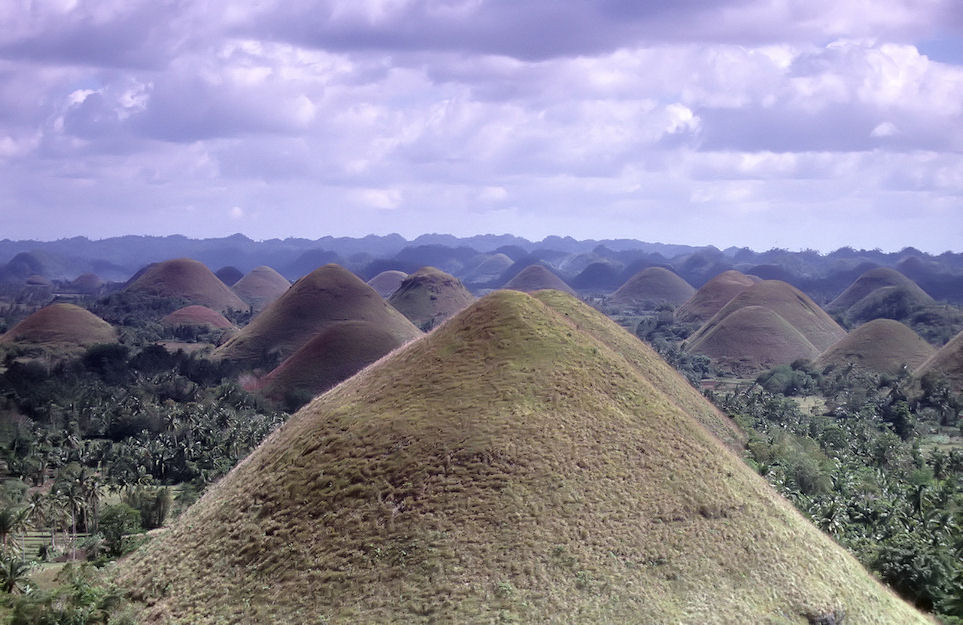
left=464, top=252, right=514, bottom=284
left=161, top=305, right=235, bottom=330
left=259, top=321, right=409, bottom=402
left=815, top=319, right=935, bottom=376
left=367, top=270, right=407, bottom=298
left=232, top=266, right=290, bottom=313
left=503, top=263, right=575, bottom=294
left=686, top=305, right=822, bottom=373
left=125, top=258, right=247, bottom=313
left=387, top=266, right=475, bottom=330
left=0, top=303, right=116, bottom=349
left=609, top=267, right=695, bottom=310
left=827, top=267, right=934, bottom=314
left=214, top=264, right=421, bottom=366
left=689, top=280, right=846, bottom=353
left=916, top=329, right=963, bottom=393
left=676, top=270, right=759, bottom=323
left=115, top=290, right=928, bottom=625
left=215, top=266, right=244, bottom=286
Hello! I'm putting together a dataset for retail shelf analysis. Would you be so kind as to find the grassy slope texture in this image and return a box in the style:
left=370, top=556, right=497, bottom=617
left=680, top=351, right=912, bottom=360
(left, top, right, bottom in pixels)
left=608, top=267, right=696, bottom=310
left=115, top=291, right=927, bottom=625
left=215, top=264, right=421, bottom=366
left=675, top=270, right=760, bottom=323
left=0, top=303, right=116, bottom=349
left=387, top=266, right=475, bottom=330
left=503, top=264, right=575, bottom=295
left=826, top=267, right=934, bottom=321
left=367, top=270, right=408, bottom=298
left=686, top=280, right=847, bottom=374
left=125, top=258, right=248, bottom=313
left=814, top=319, right=935, bottom=376
left=915, top=328, right=963, bottom=393
left=231, top=266, right=291, bottom=312
left=161, top=305, right=235, bottom=330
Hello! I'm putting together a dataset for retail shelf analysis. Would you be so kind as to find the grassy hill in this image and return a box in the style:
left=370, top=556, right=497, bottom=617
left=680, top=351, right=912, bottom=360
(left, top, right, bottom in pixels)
left=503, top=263, right=575, bottom=294
left=115, top=291, right=926, bottom=624
left=161, top=305, right=235, bottom=330
left=232, top=266, right=290, bottom=313
left=675, top=270, right=759, bottom=323
left=125, top=258, right=248, bottom=313
left=214, top=264, right=422, bottom=366
left=815, top=319, right=935, bottom=376
left=608, top=267, right=695, bottom=310
left=367, top=270, right=407, bottom=298
left=0, top=303, right=117, bottom=349
left=387, top=267, right=475, bottom=331
left=827, top=267, right=934, bottom=316
left=915, top=328, right=963, bottom=393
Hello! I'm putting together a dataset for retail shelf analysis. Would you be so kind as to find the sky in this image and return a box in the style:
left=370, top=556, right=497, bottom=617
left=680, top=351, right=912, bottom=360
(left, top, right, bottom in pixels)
left=1, top=0, right=962, bottom=252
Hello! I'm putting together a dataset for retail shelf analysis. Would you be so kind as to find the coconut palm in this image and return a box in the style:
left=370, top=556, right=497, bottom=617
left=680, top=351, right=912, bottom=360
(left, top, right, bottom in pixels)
left=0, top=556, right=32, bottom=593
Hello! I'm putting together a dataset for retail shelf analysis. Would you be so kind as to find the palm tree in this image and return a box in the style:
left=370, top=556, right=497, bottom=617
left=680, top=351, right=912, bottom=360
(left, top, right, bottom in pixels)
left=0, top=556, right=32, bottom=593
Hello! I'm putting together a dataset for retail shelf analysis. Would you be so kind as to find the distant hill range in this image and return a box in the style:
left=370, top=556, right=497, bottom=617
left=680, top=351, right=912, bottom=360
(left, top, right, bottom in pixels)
left=1, top=235, right=962, bottom=304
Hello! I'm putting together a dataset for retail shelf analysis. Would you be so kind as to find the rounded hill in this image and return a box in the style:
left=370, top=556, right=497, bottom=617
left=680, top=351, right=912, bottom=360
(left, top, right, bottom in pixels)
left=814, top=319, right=934, bottom=376
left=161, top=305, right=235, bottom=331
left=116, top=290, right=927, bottom=625
left=502, top=263, right=574, bottom=294
left=827, top=267, right=933, bottom=316
left=0, top=303, right=117, bottom=349
left=387, top=267, right=475, bottom=331
left=259, top=320, right=409, bottom=405
left=608, top=267, right=695, bottom=310
left=366, top=270, right=407, bottom=298
left=675, top=270, right=759, bottom=323
left=232, top=266, right=290, bottom=312
left=214, top=264, right=422, bottom=366
left=215, top=266, right=244, bottom=287
left=916, top=329, right=963, bottom=393
left=124, top=258, right=247, bottom=313
left=463, top=252, right=514, bottom=285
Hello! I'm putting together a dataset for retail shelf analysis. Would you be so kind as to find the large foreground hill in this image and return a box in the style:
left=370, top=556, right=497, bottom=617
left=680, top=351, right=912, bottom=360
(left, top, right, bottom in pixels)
left=116, top=291, right=925, bottom=624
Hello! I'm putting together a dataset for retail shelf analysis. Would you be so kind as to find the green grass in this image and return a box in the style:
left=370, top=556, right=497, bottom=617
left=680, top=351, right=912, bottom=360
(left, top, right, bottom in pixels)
left=115, top=290, right=932, bottom=624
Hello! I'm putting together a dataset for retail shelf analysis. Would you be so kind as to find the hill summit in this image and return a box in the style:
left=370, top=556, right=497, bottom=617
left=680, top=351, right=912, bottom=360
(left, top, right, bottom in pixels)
left=815, top=319, right=935, bottom=376
left=0, top=303, right=116, bottom=349
left=124, top=258, right=247, bottom=313
left=231, top=265, right=290, bottom=312
left=675, top=270, right=759, bottom=323
left=387, top=266, right=475, bottom=330
left=116, top=290, right=924, bottom=624
left=608, top=267, right=695, bottom=310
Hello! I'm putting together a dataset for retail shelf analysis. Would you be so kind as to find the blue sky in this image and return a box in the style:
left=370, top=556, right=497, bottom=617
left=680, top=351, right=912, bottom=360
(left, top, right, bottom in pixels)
left=1, top=0, right=962, bottom=252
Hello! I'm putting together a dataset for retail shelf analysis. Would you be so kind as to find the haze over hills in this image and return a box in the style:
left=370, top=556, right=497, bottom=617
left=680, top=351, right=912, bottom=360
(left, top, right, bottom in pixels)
left=214, top=264, right=422, bottom=366
left=503, top=263, right=575, bottom=294
left=114, top=290, right=927, bottom=624
left=231, top=266, right=291, bottom=313
left=608, top=267, right=696, bottom=310
left=366, top=270, right=408, bottom=298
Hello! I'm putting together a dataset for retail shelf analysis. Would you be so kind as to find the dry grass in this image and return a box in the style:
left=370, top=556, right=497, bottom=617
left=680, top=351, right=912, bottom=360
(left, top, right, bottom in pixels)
left=676, top=270, right=759, bottom=323
left=231, top=266, right=290, bottom=312
left=215, top=264, right=422, bottom=365
left=0, top=303, right=117, bottom=349
left=827, top=267, right=934, bottom=314
left=609, top=267, right=695, bottom=309
left=126, top=258, right=248, bottom=313
left=115, top=291, right=931, bottom=624
left=161, top=305, right=235, bottom=330
left=503, top=264, right=575, bottom=295
left=916, top=328, right=963, bottom=393
left=815, top=319, right=935, bottom=375
left=367, top=270, right=408, bottom=298
left=387, top=266, right=475, bottom=329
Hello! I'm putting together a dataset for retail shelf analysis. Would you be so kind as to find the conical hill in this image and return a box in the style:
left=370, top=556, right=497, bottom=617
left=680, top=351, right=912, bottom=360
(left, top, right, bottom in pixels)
left=916, top=329, right=963, bottom=393
left=161, top=305, right=235, bottom=331
left=125, top=258, right=247, bottom=313
left=367, top=270, right=407, bottom=298
left=503, top=263, right=575, bottom=294
left=232, top=266, right=290, bottom=313
left=387, top=266, right=475, bottom=331
left=689, top=280, right=846, bottom=354
left=609, top=267, right=695, bottom=310
left=827, top=267, right=934, bottom=315
left=259, top=320, right=410, bottom=403
left=0, top=303, right=116, bottom=349
left=815, top=319, right=935, bottom=376
left=116, top=291, right=926, bottom=625
left=214, top=264, right=421, bottom=366
left=675, top=270, right=760, bottom=323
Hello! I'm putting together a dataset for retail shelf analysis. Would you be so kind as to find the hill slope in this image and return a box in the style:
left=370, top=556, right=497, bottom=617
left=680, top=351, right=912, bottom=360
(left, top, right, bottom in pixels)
left=827, top=267, right=934, bottom=316
left=116, top=291, right=926, bottom=625
left=161, top=305, right=235, bottom=330
left=124, top=258, right=247, bottom=313
left=232, top=265, right=290, bottom=312
left=609, top=267, right=696, bottom=309
left=502, top=263, right=575, bottom=294
left=387, top=266, right=475, bottom=330
left=675, top=270, right=759, bottom=323
left=215, top=264, right=421, bottom=366
left=0, top=303, right=117, bottom=349
left=815, top=319, right=935, bottom=376
left=916, top=329, right=963, bottom=393
left=366, top=270, right=407, bottom=298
